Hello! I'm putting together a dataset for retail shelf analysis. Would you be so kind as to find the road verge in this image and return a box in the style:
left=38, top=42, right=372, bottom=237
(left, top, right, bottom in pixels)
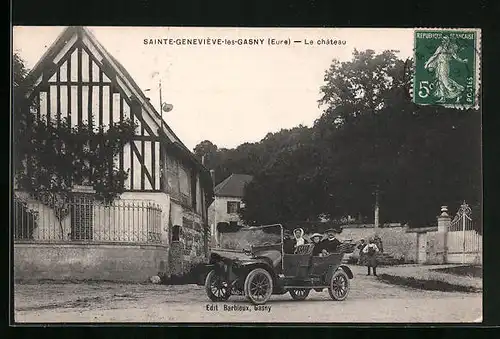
left=375, top=265, right=482, bottom=293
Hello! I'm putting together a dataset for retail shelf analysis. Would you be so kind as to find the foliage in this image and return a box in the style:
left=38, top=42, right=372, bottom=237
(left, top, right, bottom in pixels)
left=16, top=115, right=137, bottom=201
left=196, top=49, right=481, bottom=228
left=14, top=199, right=39, bottom=240
left=13, top=53, right=138, bottom=230
left=193, top=126, right=311, bottom=186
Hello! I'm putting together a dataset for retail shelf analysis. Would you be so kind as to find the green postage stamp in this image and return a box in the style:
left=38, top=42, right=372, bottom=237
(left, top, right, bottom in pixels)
left=413, top=29, right=480, bottom=109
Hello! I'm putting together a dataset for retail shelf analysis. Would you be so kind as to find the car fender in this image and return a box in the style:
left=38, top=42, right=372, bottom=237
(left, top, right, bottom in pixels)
left=239, top=260, right=277, bottom=281
left=325, top=264, right=354, bottom=283
left=195, top=264, right=215, bottom=285
left=338, top=264, right=354, bottom=279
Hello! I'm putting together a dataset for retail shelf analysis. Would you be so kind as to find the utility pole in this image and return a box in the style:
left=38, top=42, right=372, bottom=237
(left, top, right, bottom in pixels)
left=374, top=188, right=380, bottom=235
left=159, top=79, right=163, bottom=131
left=210, top=169, right=218, bottom=248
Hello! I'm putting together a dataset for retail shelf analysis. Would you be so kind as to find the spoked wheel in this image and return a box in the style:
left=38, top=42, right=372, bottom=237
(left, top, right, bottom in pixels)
left=244, top=268, right=273, bottom=305
left=205, top=270, right=231, bottom=302
left=328, top=270, right=350, bottom=301
left=289, top=288, right=310, bottom=301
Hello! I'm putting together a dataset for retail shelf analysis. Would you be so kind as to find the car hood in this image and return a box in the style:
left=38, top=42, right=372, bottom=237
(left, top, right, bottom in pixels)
left=210, top=249, right=282, bottom=267
left=249, top=249, right=282, bottom=267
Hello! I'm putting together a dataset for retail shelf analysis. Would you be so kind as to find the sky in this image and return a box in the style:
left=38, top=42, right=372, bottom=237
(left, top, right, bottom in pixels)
left=13, top=27, right=413, bottom=151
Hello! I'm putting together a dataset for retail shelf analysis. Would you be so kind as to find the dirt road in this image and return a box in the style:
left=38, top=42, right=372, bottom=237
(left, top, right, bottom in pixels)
left=14, top=266, right=482, bottom=323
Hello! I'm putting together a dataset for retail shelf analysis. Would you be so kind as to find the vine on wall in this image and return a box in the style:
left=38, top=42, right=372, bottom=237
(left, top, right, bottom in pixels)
left=14, top=103, right=138, bottom=235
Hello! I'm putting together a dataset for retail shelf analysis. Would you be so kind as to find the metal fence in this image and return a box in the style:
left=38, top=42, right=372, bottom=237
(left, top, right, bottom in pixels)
left=13, top=197, right=163, bottom=244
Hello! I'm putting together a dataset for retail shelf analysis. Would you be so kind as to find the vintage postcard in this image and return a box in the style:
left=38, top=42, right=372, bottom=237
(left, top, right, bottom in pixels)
left=12, top=26, right=482, bottom=323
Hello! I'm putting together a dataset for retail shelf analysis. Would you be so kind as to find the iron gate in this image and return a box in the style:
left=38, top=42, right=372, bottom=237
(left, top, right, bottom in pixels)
left=447, top=202, right=482, bottom=264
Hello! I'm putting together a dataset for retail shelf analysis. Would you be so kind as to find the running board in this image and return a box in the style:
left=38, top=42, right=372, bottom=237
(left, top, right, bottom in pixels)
left=283, top=286, right=328, bottom=289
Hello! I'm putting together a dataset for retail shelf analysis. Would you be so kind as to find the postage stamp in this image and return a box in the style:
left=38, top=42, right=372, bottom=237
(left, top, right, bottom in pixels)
left=413, top=29, right=481, bottom=109
left=12, top=26, right=482, bottom=324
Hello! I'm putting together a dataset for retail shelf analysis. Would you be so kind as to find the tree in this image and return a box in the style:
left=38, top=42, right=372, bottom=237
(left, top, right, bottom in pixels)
left=192, top=125, right=312, bottom=186
left=239, top=49, right=481, bottom=227
left=314, top=49, right=481, bottom=226
left=193, top=140, right=218, bottom=168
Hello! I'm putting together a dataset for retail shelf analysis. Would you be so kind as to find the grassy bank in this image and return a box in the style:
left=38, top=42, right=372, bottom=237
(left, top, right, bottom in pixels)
left=376, top=265, right=482, bottom=293
left=377, top=273, right=481, bottom=293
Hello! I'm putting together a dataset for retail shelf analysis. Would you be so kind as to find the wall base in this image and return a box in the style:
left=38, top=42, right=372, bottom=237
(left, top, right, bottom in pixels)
left=447, top=252, right=482, bottom=265
left=14, top=242, right=169, bottom=282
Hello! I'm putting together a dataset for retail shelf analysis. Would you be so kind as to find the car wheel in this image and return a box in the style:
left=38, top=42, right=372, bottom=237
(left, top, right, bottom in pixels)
left=244, top=268, right=273, bottom=305
left=205, top=270, right=231, bottom=302
left=289, top=288, right=310, bottom=301
left=328, top=269, right=350, bottom=301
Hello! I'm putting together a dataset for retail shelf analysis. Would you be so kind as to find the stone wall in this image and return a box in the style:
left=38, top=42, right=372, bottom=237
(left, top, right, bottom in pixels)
left=14, top=242, right=168, bottom=282
left=218, top=225, right=418, bottom=263
left=167, top=201, right=207, bottom=277
left=335, top=226, right=418, bottom=262
left=425, top=231, right=447, bottom=264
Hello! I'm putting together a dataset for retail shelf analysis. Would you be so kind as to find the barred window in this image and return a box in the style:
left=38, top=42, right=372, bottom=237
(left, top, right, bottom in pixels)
left=71, top=194, right=94, bottom=240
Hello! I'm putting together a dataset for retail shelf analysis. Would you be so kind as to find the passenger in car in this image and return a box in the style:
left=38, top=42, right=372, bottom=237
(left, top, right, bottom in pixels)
left=283, top=230, right=296, bottom=254
left=310, top=233, right=325, bottom=256
left=292, top=228, right=307, bottom=249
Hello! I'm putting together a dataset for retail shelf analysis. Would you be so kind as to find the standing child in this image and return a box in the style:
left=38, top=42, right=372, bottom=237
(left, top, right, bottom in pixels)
left=362, top=238, right=380, bottom=276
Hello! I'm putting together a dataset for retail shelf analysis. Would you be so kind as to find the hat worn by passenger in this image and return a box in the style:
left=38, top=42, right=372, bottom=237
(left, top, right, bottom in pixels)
left=310, top=233, right=323, bottom=239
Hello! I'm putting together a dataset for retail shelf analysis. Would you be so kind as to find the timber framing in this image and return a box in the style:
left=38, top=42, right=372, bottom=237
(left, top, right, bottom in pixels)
left=22, top=26, right=214, bottom=201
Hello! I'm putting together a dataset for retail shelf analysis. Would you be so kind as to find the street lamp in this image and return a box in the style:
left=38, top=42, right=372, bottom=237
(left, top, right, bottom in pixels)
left=144, top=79, right=174, bottom=131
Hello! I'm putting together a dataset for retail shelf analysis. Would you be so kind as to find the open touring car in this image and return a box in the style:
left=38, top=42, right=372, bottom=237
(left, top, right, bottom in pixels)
left=198, top=224, right=355, bottom=305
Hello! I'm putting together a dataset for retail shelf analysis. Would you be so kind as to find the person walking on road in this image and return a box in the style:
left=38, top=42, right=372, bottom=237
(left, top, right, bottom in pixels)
left=363, top=238, right=380, bottom=276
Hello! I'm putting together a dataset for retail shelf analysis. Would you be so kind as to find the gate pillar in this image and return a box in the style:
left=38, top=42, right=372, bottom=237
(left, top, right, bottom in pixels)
left=437, top=206, right=451, bottom=263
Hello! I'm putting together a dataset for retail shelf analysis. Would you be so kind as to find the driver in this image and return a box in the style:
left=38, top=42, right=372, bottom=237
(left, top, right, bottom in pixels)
left=319, top=228, right=343, bottom=255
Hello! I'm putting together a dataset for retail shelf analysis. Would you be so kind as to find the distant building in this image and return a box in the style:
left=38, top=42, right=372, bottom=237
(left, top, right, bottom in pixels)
left=208, top=174, right=253, bottom=247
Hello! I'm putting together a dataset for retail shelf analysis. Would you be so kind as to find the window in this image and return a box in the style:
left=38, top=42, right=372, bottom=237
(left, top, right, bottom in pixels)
left=71, top=194, right=94, bottom=240
left=227, top=201, right=241, bottom=214
left=172, top=225, right=181, bottom=242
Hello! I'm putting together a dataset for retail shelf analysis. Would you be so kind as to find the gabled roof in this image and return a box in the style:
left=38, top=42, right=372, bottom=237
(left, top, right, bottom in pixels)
left=214, top=174, right=253, bottom=198
left=24, top=26, right=182, bottom=144
left=22, top=26, right=214, bottom=199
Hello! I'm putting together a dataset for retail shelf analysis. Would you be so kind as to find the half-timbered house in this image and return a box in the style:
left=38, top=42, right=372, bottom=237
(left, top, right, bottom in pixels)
left=14, top=26, right=214, bottom=282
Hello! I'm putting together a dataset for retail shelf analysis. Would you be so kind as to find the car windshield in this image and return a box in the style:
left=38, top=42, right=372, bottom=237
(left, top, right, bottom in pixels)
left=219, top=224, right=282, bottom=251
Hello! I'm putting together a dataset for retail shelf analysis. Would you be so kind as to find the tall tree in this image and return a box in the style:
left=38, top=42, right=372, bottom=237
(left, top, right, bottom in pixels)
left=240, top=49, right=481, bottom=228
